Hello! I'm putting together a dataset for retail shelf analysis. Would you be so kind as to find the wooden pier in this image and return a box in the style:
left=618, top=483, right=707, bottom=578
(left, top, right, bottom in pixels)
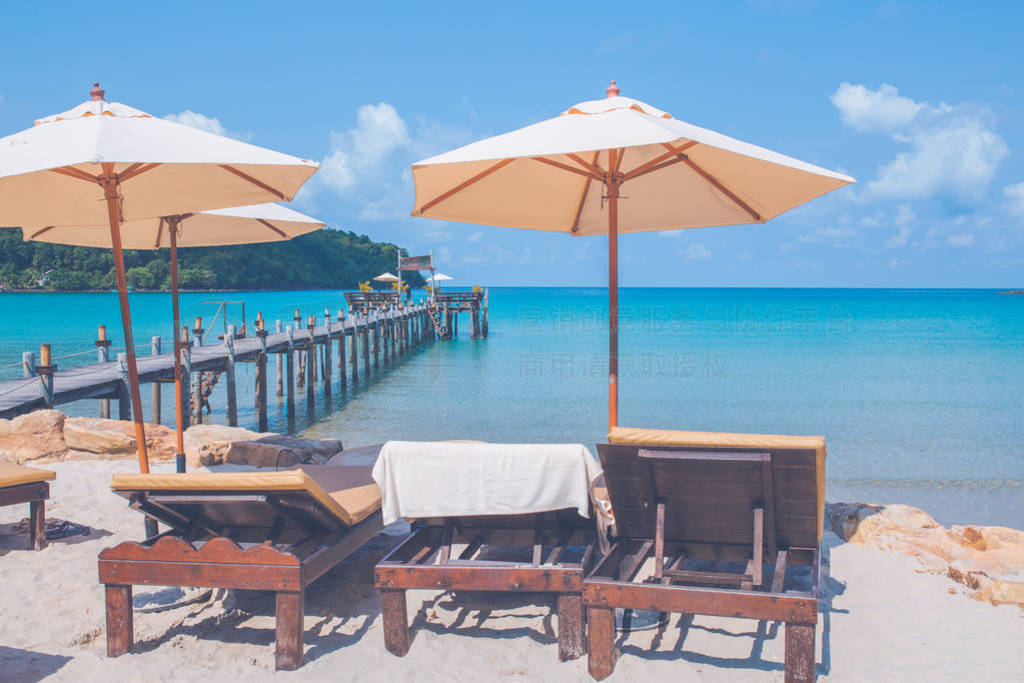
left=428, top=290, right=489, bottom=340
left=0, top=303, right=438, bottom=429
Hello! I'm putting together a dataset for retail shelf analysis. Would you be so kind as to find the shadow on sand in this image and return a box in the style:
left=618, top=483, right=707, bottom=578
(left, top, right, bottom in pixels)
left=0, top=645, right=72, bottom=681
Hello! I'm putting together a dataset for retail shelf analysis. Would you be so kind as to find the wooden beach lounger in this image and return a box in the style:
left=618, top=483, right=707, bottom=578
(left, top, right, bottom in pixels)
left=0, top=462, right=55, bottom=551
left=585, top=427, right=826, bottom=683
left=376, top=509, right=597, bottom=661
left=98, top=464, right=383, bottom=670
left=372, top=441, right=606, bottom=661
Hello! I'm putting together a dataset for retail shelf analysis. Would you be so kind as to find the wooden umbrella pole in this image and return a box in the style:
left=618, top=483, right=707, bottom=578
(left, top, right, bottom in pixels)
left=100, top=163, right=150, bottom=473
left=607, top=150, right=620, bottom=431
left=169, top=218, right=186, bottom=472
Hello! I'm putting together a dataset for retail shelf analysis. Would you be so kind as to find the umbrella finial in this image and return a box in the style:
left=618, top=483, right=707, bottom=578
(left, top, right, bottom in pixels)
left=605, top=80, right=620, bottom=98
left=90, top=82, right=106, bottom=101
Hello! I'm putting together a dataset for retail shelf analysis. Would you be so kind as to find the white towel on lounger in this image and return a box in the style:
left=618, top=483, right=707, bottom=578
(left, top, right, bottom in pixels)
left=372, top=441, right=602, bottom=526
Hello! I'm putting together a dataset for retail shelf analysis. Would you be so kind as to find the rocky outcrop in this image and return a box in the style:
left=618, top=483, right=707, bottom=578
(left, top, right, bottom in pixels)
left=828, top=502, right=1024, bottom=609
left=65, top=417, right=178, bottom=460
left=0, top=410, right=342, bottom=468
left=0, top=410, right=68, bottom=461
left=184, top=424, right=342, bottom=468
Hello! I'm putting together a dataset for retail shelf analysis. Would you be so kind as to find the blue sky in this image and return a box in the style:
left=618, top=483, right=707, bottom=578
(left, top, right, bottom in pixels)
left=1, top=1, right=1021, bottom=287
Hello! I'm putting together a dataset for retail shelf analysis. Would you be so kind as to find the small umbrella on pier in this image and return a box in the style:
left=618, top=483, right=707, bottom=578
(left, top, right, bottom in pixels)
left=409, top=81, right=854, bottom=430
left=0, top=83, right=318, bottom=473
left=24, top=202, right=325, bottom=472
left=373, top=272, right=401, bottom=282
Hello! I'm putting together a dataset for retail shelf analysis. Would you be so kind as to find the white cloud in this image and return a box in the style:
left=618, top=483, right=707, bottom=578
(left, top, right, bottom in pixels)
left=947, top=233, right=975, bottom=247
left=831, top=84, right=1008, bottom=203
left=796, top=226, right=858, bottom=246
left=680, top=243, right=711, bottom=260
left=319, top=102, right=410, bottom=194
left=301, top=103, right=476, bottom=221
left=163, top=110, right=250, bottom=140
left=884, top=205, right=915, bottom=248
left=885, top=225, right=911, bottom=248
left=831, top=83, right=922, bottom=133
left=467, top=231, right=484, bottom=243
left=894, top=204, right=915, bottom=226
left=1004, top=182, right=1024, bottom=217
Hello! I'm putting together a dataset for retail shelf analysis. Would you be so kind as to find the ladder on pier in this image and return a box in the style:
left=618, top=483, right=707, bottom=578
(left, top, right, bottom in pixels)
left=427, top=301, right=450, bottom=339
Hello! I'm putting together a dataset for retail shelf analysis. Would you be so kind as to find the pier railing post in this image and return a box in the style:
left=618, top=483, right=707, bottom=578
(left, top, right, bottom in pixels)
left=22, top=351, right=35, bottom=378
left=224, top=326, right=237, bottom=427
left=36, top=344, right=55, bottom=409
left=151, top=336, right=161, bottom=425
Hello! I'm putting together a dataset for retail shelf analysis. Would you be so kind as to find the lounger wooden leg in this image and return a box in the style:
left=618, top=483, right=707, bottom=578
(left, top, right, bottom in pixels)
left=275, top=590, right=305, bottom=671
left=105, top=584, right=133, bottom=657
left=380, top=588, right=410, bottom=656
left=557, top=593, right=585, bottom=661
left=587, top=605, right=615, bottom=680
left=784, top=622, right=816, bottom=683
left=29, top=498, right=46, bottom=551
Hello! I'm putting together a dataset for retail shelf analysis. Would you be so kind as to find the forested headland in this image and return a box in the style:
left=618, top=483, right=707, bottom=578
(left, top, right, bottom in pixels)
left=0, top=228, right=426, bottom=291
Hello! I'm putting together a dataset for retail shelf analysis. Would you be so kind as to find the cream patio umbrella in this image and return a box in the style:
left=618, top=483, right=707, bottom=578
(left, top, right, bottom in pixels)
left=425, top=272, right=453, bottom=282
left=411, top=81, right=855, bottom=430
left=24, top=202, right=325, bottom=472
left=373, top=272, right=401, bottom=282
left=0, top=83, right=318, bottom=472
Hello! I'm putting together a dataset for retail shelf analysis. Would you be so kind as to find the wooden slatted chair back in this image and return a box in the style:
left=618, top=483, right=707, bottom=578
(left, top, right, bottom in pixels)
left=598, top=443, right=821, bottom=562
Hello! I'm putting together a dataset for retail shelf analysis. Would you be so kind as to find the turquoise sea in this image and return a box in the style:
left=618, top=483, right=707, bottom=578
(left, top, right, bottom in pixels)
left=1, top=287, right=1021, bottom=529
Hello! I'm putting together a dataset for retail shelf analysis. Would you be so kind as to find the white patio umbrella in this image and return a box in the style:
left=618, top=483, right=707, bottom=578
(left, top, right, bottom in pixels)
left=411, top=81, right=854, bottom=430
left=24, top=202, right=325, bottom=472
left=373, top=272, right=401, bottom=282
left=0, top=83, right=318, bottom=472
left=425, top=272, right=454, bottom=282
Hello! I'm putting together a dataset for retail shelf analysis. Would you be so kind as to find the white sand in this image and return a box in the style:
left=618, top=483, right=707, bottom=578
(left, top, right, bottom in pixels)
left=1, top=460, right=1022, bottom=682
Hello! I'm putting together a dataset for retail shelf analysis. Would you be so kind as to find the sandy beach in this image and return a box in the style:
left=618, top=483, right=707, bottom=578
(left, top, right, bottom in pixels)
left=0, top=459, right=1020, bottom=682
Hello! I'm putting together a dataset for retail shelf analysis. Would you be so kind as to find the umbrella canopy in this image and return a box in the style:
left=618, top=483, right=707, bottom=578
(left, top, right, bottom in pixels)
left=410, top=81, right=854, bottom=430
left=23, top=202, right=325, bottom=248
left=412, top=82, right=853, bottom=232
left=426, top=272, right=454, bottom=282
left=0, top=83, right=319, bottom=473
left=0, top=85, right=318, bottom=229
left=374, top=272, right=401, bottom=282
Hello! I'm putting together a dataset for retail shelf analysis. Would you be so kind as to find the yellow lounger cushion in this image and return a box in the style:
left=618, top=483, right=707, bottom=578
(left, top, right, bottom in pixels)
left=111, top=464, right=381, bottom=527
left=607, top=426, right=826, bottom=543
left=0, top=462, right=56, bottom=488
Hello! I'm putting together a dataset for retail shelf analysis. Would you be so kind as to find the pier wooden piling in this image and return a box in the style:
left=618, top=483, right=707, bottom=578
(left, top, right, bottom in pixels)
left=224, top=326, right=238, bottom=427
left=337, top=310, right=347, bottom=387
left=151, top=337, right=161, bottom=425
left=96, top=326, right=112, bottom=418
left=275, top=320, right=284, bottom=397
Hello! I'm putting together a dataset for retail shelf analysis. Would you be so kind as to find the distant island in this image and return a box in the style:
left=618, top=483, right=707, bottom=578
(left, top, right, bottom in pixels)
left=0, top=228, right=426, bottom=291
